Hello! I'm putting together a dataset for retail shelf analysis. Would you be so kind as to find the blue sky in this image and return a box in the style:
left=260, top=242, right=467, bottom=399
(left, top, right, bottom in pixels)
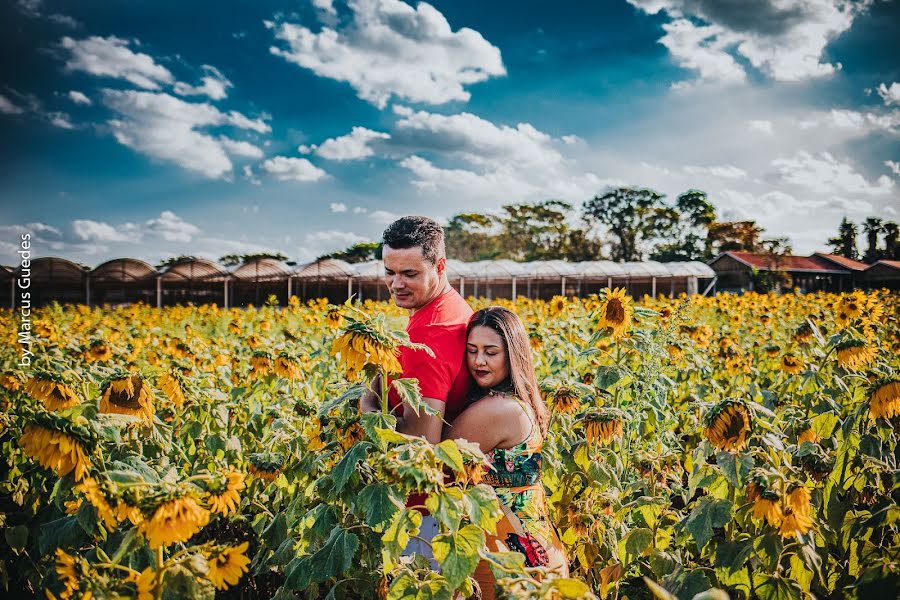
left=1, top=0, right=898, bottom=266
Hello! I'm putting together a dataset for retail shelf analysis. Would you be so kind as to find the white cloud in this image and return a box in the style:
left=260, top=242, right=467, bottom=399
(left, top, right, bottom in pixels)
left=683, top=164, right=747, bottom=179
left=628, top=0, right=865, bottom=84
left=268, top=0, right=505, bottom=108
left=329, top=202, right=348, bottom=212
left=62, top=36, right=174, bottom=90
left=242, top=165, right=261, bottom=186
left=312, top=0, right=337, bottom=15
left=0, top=94, right=25, bottom=115
left=315, top=126, right=390, bottom=160
left=353, top=206, right=368, bottom=214
left=173, top=65, right=233, bottom=101
left=561, top=134, right=584, bottom=145
left=369, top=209, right=400, bottom=224
left=72, top=219, right=138, bottom=242
left=878, top=82, right=900, bottom=106
left=67, top=90, right=91, bottom=105
left=886, top=161, right=900, bottom=177
left=218, top=137, right=264, bottom=159
left=772, top=151, right=895, bottom=196
left=145, top=210, right=200, bottom=242
left=261, top=156, right=328, bottom=182
left=0, top=222, right=62, bottom=238
left=748, top=119, right=773, bottom=135
left=48, top=112, right=75, bottom=129
left=102, top=89, right=270, bottom=179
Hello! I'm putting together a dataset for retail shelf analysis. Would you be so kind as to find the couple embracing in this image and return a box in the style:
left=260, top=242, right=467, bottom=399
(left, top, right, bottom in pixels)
left=359, top=216, right=568, bottom=598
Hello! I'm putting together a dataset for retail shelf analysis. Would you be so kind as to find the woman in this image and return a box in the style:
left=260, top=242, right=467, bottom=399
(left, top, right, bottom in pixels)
left=443, top=306, right=568, bottom=599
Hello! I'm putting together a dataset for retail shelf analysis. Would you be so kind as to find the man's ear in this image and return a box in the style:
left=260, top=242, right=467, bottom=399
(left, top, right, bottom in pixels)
left=436, top=257, right=446, bottom=277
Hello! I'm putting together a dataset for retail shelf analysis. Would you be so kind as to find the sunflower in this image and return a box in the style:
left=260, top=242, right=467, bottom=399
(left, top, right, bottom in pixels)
left=84, top=340, right=112, bottom=363
left=595, top=287, right=633, bottom=339
left=460, top=457, right=485, bottom=486
left=1, top=372, right=22, bottom=391
left=543, top=384, right=581, bottom=415
left=326, top=307, right=345, bottom=329
left=797, top=428, right=819, bottom=445
left=25, top=373, right=81, bottom=411
left=340, top=421, right=366, bottom=450
left=763, top=344, right=780, bottom=358
left=704, top=398, right=752, bottom=452
left=157, top=371, right=186, bottom=407
left=836, top=293, right=863, bottom=320
left=752, top=491, right=783, bottom=526
left=869, top=378, right=900, bottom=420
left=274, top=353, right=302, bottom=380
left=583, top=408, right=625, bottom=445
left=19, top=413, right=93, bottom=481
left=529, top=331, right=543, bottom=351
left=207, top=542, right=250, bottom=590
left=793, top=323, right=813, bottom=343
left=140, top=494, right=210, bottom=549
left=835, top=339, right=877, bottom=370
left=100, top=373, right=154, bottom=421
left=330, top=317, right=403, bottom=379
left=785, top=485, right=811, bottom=517
left=206, top=470, right=245, bottom=516
left=250, top=351, right=273, bottom=379
left=780, top=354, right=803, bottom=375
left=779, top=510, right=813, bottom=538
left=134, top=568, right=155, bottom=600
left=75, top=477, right=118, bottom=529
left=55, top=548, right=80, bottom=600
left=248, top=452, right=284, bottom=481
left=549, top=295, right=567, bottom=316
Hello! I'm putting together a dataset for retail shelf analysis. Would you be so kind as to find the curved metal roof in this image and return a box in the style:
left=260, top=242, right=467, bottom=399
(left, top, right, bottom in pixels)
left=91, top=258, right=156, bottom=282
left=294, top=258, right=356, bottom=279
left=351, top=260, right=383, bottom=280
left=467, top=259, right=527, bottom=279
left=231, top=258, right=292, bottom=281
left=0, top=265, right=14, bottom=279
left=524, top=260, right=578, bottom=278
left=571, top=260, right=628, bottom=277
left=27, top=257, right=88, bottom=283
left=621, top=260, right=671, bottom=278
left=444, top=259, right=474, bottom=279
left=160, top=258, right=228, bottom=281
left=664, top=261, right=716, bottom=277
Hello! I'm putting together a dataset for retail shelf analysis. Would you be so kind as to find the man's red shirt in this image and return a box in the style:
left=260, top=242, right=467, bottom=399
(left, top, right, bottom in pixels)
left=387, top=287, right=473, bottom=423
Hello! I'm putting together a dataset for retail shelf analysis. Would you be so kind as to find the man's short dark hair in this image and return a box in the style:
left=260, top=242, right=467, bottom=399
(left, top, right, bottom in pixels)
left=382, top=216, right=445, bottom=265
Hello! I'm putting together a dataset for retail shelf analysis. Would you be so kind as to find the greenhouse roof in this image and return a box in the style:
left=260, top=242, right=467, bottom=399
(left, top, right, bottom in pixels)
left=231, top=258, right=292, bottom=281
left=91, top=258, right=156, bottom=282
left=160, top=258, right=228, bottom=281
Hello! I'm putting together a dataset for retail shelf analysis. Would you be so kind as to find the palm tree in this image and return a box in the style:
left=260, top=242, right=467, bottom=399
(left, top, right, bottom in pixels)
left=883, top=221, right=899, bottom=259
left=862, top=217, right=883, bottom=263
left=827, top=217, right=858, bottom=260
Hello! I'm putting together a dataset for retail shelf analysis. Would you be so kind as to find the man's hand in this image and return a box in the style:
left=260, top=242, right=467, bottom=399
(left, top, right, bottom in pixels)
left=359, top=372, right=382, bottom=414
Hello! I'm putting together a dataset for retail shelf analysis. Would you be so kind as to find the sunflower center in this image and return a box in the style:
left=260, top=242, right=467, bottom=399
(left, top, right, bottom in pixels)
left=606, top=299, right=625, bottom=324
left=109, top=375, right=144, bottom=409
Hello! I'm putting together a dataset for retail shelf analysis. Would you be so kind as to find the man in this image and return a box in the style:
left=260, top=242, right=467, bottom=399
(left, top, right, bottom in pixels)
left=359, top=215, right=473, bottom=568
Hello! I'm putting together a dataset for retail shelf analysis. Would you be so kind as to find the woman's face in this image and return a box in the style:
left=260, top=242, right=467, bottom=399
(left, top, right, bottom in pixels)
left=467, top=325, right=510, bottom=390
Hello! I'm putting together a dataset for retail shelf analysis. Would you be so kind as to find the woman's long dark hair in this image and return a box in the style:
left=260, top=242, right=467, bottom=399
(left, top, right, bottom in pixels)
left=467, top=306, right=549, bottom=438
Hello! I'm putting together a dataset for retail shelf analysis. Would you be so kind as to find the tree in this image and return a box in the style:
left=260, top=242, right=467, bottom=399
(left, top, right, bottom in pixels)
left=156, top=255, right=196, bottom=268
left=582, top=187, right=676, bottom=262
left=444, top=213, right=502, bottom=261
left=862, top=217, right=883, bottom=263
left=883, top=221, right=899, bottom=260
left=219, top=252, right=289, bottom=267
left=750, top=237, right=793, bottom=293
left=318, top=242, right=381, bottom=264
left=707, top=221, right=765, bottom=255
left=498, top=200, right=575, bottom=261
left=651, top=189, right=717, bottom=261
left=827, top=217, right=858, bottom=260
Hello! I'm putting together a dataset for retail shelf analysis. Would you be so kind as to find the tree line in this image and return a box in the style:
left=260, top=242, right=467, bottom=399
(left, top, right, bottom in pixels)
left=827, top=217, right=899, bottom=262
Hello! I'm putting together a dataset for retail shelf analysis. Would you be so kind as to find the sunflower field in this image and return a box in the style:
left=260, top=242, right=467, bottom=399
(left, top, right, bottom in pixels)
left=0, top=288, right=898, bottom=600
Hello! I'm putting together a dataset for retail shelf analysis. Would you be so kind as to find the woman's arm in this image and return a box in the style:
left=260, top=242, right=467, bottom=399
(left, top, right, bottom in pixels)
left=442, top=396, right=529, bottom=454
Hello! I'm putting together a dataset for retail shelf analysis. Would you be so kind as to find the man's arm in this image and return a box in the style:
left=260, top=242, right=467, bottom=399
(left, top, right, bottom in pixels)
left=395, top=397, right=445, bottom=443
left=358, top=373, right=381, bottom=414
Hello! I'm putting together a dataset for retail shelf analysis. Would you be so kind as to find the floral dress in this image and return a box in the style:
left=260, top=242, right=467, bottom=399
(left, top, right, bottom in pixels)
left=473, top=396, right=568, bottom=599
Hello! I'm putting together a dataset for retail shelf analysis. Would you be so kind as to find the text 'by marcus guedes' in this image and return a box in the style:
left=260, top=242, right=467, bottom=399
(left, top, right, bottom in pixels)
left=17, top=234, right=33, bottom=367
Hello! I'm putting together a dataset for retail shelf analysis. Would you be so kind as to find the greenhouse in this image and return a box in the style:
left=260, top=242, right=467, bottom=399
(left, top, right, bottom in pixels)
left=3, top=256, right=718, bottom=308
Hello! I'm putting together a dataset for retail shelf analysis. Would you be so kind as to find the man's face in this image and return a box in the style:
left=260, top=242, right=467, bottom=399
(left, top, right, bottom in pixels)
left=382, top=245, right=445, bottom=310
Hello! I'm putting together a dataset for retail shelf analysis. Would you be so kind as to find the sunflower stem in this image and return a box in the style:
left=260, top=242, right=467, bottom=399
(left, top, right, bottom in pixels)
left=154, top=546, right=164, bottom=600
left=379, top=369, right=388, bottom=415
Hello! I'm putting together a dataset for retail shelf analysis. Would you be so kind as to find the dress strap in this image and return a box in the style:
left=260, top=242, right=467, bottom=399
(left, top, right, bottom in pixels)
left=510, top=395, right=537, bottom=448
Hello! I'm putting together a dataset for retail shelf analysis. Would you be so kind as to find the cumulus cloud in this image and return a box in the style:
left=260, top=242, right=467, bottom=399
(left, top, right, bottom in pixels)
left=314, top=127, right=391, bottom=160
left=67, top=90, right=91, bottom=105
left=329, top=202, right=348, bottom=212
left=102, top=89, right=269, bottom=179
left=886, top=160, right=900, bottom=177
left=145, top=210, right=200, bottom=242
left=62, top=36, right=174, bottom=90
left=0, top=94, right=26, bottom=115
left=772, top=151, right=894, bottom=196
left=747, top=119, right=774, bottom=134
left=48, top=112, right=75, bottom=129
left=267, top=0, right=505, bottom=108
left=878, top=82, right=900, bottom=106
left=218, top=137, right=264, bottom=159
left=683, top=164, right=747, bottom=179
left=369, top=209, right=400, bottom=224
left=628, top=0, right=865, bottom=84
left=173, top=65, right=233, bottom=100
left=261, top=156, right=328, bottom=182
left=72, top=219, right=138, bottom=242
